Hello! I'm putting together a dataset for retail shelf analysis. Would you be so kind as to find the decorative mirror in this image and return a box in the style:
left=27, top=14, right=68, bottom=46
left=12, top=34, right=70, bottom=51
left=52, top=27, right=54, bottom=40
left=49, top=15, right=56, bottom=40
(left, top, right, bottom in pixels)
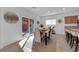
left=4, top=12, right=19, bottom=23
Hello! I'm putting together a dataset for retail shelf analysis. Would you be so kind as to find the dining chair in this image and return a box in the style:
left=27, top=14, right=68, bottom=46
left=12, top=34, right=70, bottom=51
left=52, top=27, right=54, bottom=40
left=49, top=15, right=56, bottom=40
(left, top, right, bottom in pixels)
left=44, top=32, right=48, bottom=45
left=44, top=28, right=51, bottom=45
left=40, top=31, right=45, bottom=42
left=19, top=34, right=34, bottom=52
left=47, top=29, right=51, bottom=40
left=22, top=35, right=34, bottom=52
left=34, top=28, right=41, bottom=44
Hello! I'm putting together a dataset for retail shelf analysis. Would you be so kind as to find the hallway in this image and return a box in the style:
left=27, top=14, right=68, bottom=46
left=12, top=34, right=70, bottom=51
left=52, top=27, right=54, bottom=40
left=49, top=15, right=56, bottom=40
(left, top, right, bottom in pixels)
left=0, top=34, right=78, bottom=52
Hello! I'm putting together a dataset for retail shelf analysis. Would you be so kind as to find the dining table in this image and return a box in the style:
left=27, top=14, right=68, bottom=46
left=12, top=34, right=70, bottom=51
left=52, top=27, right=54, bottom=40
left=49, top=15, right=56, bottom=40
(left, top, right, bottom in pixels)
left=40, top=28, right=50, bottom=45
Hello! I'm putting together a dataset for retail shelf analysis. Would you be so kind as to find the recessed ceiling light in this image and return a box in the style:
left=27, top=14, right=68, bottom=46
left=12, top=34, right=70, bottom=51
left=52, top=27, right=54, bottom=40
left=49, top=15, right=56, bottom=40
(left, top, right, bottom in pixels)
left=62, top=8, right=66, bottom=10
left=48, top=11, right=50, bottom=13
left=32, top=7, right=37, bottom=9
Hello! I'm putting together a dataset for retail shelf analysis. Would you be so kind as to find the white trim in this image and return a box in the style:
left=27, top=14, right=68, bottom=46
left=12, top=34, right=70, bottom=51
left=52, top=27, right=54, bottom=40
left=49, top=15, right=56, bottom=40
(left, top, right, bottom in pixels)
left=0, top=35, right=22, bottom=49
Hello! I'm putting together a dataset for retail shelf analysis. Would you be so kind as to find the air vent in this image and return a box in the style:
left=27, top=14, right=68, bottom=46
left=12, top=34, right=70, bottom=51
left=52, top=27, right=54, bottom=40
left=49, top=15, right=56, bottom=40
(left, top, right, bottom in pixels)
left=32, top=7, right=37, bottom=9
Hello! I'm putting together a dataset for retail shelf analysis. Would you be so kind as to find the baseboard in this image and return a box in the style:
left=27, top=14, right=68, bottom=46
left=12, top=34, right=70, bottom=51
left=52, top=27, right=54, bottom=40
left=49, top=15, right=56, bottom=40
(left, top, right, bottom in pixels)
left=0, top=35, right=22, bottom=49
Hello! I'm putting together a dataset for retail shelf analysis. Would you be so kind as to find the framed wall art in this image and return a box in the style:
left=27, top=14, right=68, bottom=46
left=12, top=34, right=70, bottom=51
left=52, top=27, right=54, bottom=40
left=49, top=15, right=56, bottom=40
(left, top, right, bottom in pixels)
left=4, top=12, right=19, bottom=23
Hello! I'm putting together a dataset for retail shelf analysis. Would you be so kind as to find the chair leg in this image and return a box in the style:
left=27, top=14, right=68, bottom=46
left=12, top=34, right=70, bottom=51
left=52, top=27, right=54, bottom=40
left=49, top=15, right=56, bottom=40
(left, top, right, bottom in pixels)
left=69, top=34, right=72, bottom=47
left=75, top=38, right=78, bottom=52
left=71, top=39, right=74, bottom=48
left=67, top=34, right=69, bottom=43
left=45, top=33, right=47, bottom=46
left=41, top=37, right=43, bottom=42
left=66, top=33, right=68, bottom=42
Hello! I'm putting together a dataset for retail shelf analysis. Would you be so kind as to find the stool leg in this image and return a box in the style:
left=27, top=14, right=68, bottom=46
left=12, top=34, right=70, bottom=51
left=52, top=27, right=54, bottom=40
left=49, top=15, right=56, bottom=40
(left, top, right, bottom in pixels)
left=67, top=33, right=69, bottom=43
left=69, top=34, right=72, bottom=47
left=71, top=38, right=74, bottom=48
left=75, top=38, right=78, bottom=52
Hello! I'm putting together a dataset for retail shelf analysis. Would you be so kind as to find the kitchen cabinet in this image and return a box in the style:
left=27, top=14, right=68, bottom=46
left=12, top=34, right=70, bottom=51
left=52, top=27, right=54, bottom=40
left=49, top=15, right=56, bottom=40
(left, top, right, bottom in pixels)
left=65, top=16, right=78, bottom=24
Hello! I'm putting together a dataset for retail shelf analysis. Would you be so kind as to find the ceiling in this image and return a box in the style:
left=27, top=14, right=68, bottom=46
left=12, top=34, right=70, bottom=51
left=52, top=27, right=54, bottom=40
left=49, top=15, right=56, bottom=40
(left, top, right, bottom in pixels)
left=24, top=7, right=79, bottom=16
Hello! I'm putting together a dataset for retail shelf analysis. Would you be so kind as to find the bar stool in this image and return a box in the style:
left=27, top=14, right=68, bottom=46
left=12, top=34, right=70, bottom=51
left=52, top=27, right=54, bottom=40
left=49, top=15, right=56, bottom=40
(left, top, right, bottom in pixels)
left=65, top=29, right=71, bottom=44
left=70, top=31, right=78, bottom=50
left=75, top=32, right=79, bottom=52
left=65, top=30, right=69, bottom=41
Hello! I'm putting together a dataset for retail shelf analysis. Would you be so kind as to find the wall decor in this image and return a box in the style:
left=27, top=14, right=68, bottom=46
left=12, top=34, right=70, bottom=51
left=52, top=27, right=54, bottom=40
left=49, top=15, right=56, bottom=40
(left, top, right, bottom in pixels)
left=30, top=19, right=34, bottom=33
left=58, top=19, right=62, bottom=23
left=22, top=17, right=29, bottom=33
left=4, top=12, right=19, bottom=23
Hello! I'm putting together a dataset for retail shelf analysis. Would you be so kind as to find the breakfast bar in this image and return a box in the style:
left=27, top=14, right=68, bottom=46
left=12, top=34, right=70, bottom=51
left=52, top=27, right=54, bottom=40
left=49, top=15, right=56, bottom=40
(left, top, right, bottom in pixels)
left=65, top=28, right=79, bottom=52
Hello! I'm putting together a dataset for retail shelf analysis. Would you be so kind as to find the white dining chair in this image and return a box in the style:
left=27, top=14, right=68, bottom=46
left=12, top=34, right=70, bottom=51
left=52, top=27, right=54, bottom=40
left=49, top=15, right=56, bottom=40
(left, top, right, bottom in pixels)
left=19, top=33, right=32, bottom=48
left=19, top=34, right=34, bottom=52
left=22, top=35, right=34, bottom=52
left=34, top=28, right=41, bottom=44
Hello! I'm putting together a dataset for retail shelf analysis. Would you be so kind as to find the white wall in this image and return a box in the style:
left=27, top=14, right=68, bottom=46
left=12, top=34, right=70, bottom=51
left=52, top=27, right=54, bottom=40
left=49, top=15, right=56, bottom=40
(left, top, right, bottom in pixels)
left=0, top=20, right=1, bottom=48
left=0, top=7, right=35, bottom=49
left=34, top=16, right=45, bottom=43
left=40, top=10, right=79, bottom=34
left=34, top=16, right=41, bottom=29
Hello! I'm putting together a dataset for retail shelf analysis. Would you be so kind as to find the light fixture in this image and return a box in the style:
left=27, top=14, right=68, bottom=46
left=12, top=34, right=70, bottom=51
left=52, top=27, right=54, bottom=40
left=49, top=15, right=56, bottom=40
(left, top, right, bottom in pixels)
left=32, top=7, right=37, bottom=9
left=62, top=8, right=66, bottom=11
left=48, top=11, right=50, bottom=13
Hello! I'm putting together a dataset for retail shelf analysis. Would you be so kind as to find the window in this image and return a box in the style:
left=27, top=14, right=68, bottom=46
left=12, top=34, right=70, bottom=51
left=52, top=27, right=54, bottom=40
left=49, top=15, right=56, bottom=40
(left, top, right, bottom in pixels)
left=46, top=19, right=56, bottom=25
